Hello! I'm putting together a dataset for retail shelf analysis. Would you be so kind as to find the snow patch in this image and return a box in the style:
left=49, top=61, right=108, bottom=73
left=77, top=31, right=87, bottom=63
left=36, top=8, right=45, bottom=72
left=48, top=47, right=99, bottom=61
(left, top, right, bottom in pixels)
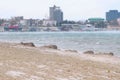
left=56, top=76, right=81, bottom=80
left=69, top=76, right=80, bottom=80
left=37, top=64, right=47, bottom=68
left=6, top=70, right=25, bottom=77
left=25, top=76, right=44, bottom=80
left=0, top=63, right=3, bottom=66
left=37, top=71, right=46, bottom=75
left=54, top=69, right=63, bottom=73
left=56, top=78, right=69, bottom=80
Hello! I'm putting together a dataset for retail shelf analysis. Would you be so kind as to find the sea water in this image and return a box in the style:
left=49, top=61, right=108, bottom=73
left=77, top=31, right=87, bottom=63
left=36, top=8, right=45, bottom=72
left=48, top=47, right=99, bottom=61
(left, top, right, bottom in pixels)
left=0, top=31, right=120, bottom=56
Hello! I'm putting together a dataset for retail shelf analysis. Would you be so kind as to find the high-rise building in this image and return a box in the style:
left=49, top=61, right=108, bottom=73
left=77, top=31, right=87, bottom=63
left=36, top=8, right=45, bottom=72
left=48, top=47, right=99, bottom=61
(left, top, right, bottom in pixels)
left=49, top=5, right=63, bottom=26
left=106, top=10, right=120, bottom=21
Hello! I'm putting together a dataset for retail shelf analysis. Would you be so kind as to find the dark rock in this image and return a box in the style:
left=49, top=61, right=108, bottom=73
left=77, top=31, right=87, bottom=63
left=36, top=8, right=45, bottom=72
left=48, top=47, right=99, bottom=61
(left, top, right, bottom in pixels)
left=108, top=52, right=114, bottom=56
left=65, top=50, right=78, bottom=53
left=97, top=52, right=114, bottom=56
left=42, top=45, right=58, bottom=49
left=104, top=52, right=114, bottom=56
left=20, top=42, right=35, bottom=47
left=84, top=50, right=94, bottom=54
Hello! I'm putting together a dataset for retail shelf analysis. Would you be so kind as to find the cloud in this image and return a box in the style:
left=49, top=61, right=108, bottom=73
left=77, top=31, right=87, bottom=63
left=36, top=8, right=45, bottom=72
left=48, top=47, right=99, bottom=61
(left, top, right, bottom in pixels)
left=0, top=0, right=120, bottom=20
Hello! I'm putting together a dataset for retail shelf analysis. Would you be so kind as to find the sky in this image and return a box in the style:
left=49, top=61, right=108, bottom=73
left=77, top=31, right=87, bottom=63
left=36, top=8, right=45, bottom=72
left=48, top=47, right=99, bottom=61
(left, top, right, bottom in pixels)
left=0, top=0, right=120, bottom=20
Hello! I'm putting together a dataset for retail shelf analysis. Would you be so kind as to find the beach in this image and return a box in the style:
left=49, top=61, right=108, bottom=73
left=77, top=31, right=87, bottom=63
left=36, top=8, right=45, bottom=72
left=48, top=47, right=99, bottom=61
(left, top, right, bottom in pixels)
left=0, top=42, right=120, bottom=80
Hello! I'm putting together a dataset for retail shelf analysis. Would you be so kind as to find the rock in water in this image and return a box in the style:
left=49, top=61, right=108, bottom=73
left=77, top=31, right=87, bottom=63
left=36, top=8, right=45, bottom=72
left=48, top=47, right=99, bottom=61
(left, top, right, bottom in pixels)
left=65, top=50, right=78, bottom=53
left=104, top=52, right=114, bottom=56
left=97, top=52, right=114, bottom=56
left=20, top=42, right=35, bottom=47
left=84, top=50, right=94, bottom=54
left=42, top=45, right=58, bottom=49
left=108, top=52, right=114, bottom=56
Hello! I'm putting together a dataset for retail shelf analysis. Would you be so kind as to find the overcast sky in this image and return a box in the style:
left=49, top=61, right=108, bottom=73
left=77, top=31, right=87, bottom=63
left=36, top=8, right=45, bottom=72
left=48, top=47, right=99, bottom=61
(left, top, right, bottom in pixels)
left=0, top=0, right=120, bottom=20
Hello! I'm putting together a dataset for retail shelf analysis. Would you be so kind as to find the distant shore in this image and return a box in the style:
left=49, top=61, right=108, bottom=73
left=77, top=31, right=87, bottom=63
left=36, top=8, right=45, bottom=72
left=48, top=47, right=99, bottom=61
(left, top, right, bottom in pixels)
left=0, top=42, right=120, bottom=80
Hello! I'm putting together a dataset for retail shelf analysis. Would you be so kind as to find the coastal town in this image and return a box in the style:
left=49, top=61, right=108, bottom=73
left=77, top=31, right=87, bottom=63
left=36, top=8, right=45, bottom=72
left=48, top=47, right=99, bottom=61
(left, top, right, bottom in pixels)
left=0, top=1, right=120, bottom=80
left=0, top=5, right=120, bottom=32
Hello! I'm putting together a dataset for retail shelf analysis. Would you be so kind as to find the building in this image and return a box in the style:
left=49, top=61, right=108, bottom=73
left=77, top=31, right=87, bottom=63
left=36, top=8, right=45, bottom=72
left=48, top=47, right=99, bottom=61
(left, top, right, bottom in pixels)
left=88, top=18, right=104, bottom=23
left=61, top=24, right=96, bottom=31
left=88, top=18, right=105, bottom=28
left=107, top=26, right=120, bottom=31
left=61, top=24, right=81, bottom=31
left=106, top=10, right=120, bottom=21
left=49, top=5, right=63, bottom=26
left=11, top=16, right=24, bottom=22
left=4, top=25, right=22, bottom=31
left=42, top=19, right=57, bottom=27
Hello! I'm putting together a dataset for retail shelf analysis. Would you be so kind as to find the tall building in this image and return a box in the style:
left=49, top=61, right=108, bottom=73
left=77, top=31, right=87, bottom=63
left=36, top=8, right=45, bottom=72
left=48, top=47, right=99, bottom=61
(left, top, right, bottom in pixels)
left=49, top=5, right=63, bottom=26
left=106, top=10, right=120, bottom=21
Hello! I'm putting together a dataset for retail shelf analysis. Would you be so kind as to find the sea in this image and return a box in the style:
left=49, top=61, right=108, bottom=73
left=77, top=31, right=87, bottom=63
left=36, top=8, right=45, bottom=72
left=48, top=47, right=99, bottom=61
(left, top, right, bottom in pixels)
left=0, top=31, right=120, bottom=56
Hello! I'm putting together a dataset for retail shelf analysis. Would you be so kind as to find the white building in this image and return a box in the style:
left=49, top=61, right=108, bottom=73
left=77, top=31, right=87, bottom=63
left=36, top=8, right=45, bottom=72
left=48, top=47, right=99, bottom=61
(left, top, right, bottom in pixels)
left=42, top=19, right=57, bottom=27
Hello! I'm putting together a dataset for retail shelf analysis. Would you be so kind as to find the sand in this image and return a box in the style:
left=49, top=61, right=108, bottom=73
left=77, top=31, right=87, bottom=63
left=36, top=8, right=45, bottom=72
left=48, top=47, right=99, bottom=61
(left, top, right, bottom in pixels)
left=0, top=42, right=120, bottom=80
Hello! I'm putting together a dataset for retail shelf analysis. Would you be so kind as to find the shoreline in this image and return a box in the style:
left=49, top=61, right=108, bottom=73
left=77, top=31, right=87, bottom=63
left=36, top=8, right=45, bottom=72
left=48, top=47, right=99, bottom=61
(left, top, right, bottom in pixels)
left=0, top=42, right=120, bottom=80
left=0, top=41, right=119, bottom=56
left=0, top=42, right=120, bottom=63
left=0, top=31, right=120, bottom=57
